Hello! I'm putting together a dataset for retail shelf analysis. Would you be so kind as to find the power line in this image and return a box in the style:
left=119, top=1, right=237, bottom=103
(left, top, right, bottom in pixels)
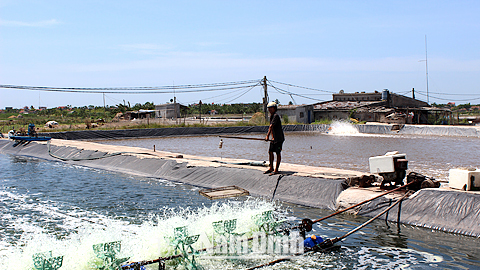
left=104, top=94, right=125, bottom=105
left=221, top=83, right=260, bottom=104
left=415, top=91, right=480, bottom=102
left=177, top=84, right=261, bottom=105
left=267, top=82, right=325, bottom=102
left=269, top=83, right=325, bottom=102
left=396, top=90, right=413, bottom=95
left=415, top=90, right=480, bottom=96
left=183, top=88, right=249, bottom=104
left=267, top=80, right=335, bottom=94
left=0, top=80, right=260, bottom=91
left=0, top=84, right=259, bottom=94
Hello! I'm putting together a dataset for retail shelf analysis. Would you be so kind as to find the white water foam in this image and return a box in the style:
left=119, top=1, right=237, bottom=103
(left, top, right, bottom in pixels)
left=327, top=121, right=361, bottom=136
left=353, top=246, right=443, bottom=269
left=324, top=121, right=403, bottom=138
left=0, top=192, right=286, bottom=269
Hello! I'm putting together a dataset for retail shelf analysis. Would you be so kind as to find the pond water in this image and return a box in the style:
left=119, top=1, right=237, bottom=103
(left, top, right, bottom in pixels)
left=1, top=127, right=479, bottom=269
left=97, top=128, right=480, bottom=182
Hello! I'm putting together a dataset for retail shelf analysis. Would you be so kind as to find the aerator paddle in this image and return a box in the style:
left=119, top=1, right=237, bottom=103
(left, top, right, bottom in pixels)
left=32, top=251, right=63, bottom=270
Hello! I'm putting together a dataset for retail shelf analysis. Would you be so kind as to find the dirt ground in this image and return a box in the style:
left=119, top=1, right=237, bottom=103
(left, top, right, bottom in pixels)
left=34, top=116, right=254, bottom=132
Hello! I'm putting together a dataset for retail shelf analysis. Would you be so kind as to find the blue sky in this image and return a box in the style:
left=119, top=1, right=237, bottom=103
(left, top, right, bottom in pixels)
left=1, top=0, right=479, bottom=109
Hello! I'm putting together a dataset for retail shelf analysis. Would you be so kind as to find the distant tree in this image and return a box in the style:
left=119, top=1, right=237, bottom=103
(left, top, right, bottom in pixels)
left=143, top=101, right=155, bottom=110
left=132, top=101, right=155, bottom=111
left=457, top=103, right=472, bottom=111
left=132, top=103, right=142, bottom=111
left=115, top=104, right=128, bottom=113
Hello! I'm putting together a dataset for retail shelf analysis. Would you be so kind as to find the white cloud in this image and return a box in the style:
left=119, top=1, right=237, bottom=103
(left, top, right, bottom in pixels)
left=0, top=19, right=60, bottom=27
left=63, top=51, right=480, bottom=74
left=119, top=43, right=174, bottom=55
left=195, top=41, right=227, bottom=47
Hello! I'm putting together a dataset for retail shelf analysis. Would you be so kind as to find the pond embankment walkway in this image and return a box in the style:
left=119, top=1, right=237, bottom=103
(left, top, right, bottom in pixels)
left=36, top=123, right=480, bottom=140
left=1, top=137, right=479, bottom=237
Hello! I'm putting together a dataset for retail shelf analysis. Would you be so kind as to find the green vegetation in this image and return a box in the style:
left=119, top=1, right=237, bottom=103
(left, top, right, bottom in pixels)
left=0, top=102, right=268, bottom=133
left=431, top=102, right=480, bottom=125
left=348, top=108, right=357, bottom=119
left=312, top=118, right=333, bottom=125
left=120, top=121, right=260, bottom=130
left=188, top=102, right=263, bottom=115
left=3, top=101, right=477, bottom=133
left=432, top=102, right=480, bottom=115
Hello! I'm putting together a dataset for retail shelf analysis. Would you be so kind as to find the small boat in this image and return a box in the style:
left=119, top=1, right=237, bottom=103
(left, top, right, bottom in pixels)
left=9, top=135, right=51, bottom=141
left=8, top=124, right=51, bottom=142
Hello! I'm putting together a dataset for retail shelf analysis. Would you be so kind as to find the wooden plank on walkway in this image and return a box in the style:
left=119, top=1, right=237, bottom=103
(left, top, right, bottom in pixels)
left=199, top=186, right=249, bottom=199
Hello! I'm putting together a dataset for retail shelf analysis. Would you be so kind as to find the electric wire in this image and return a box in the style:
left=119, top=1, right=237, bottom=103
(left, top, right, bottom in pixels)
left=416, top=90, right=480, bottom=97
left=0, top=79, right=260, bottom=91
left=396, top=90, right=413, bottom=95
left=267, top=82, right=325, bottom=102
left=416, top=91, right=480, bottom=102
left=221, top=82, right=260, bottom=104
left=104, top=94, right=125, bottom=105
left=9, top=78, right=477, bottom=104
left=0, top=84, right=260, bottom=94
left=267, top=80, right=335, bottom=94
left=180, top=84, right=258, bottom=105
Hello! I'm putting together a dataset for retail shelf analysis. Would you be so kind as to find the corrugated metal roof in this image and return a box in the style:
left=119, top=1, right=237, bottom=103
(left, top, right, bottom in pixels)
left=278, top=104, right=310, bottom=109
left=314, top=101, right=381, bottom=110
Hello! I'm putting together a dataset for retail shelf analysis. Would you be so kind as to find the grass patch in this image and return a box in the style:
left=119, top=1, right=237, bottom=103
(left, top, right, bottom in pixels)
left=312, top=119, right=333, bottom=125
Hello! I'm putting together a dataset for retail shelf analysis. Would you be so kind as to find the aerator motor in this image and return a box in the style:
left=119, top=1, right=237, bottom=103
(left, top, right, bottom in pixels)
left=369, top=152, right=408, bottom=188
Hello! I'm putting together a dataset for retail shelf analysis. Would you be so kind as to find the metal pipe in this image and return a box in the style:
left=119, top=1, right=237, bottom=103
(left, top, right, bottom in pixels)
left=218, top=135, right=272, bottom=141
left=245, top=258, right=290, bottom=270
left=123, top=172, right=419, bottom=269
left=332, top=192, right=410, bottom=243
left=311, top=181, right=415, bottom=224
left=121, top=254, right=183, bottom=269
left=247, top=193, right=410, bottom=270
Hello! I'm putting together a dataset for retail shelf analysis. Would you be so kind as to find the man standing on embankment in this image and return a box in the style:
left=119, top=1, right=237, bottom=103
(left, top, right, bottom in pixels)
left=265, top=102, right=284, bottom=175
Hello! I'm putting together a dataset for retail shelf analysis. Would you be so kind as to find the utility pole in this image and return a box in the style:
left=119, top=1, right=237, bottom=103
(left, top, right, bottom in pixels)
left=173, top=80, right=177, bottom=124
left=424, top=35, right=429, bottom=104
left=262, top=76, right=268, bottom=123
left=418, top=35, right=429, bottom=104
left=412, top=88, right=415, bottom=99
left=103, top=93, right=106, bottom=121
left=199, top=100, right=202, bottom=124
left=174, top=96, right=177, bottom=124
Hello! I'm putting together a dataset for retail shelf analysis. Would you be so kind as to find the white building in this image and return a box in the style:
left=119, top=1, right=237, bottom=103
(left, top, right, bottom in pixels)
left=276, top=104, right=314, bottom=124
left=155, top=103, right=181, bottom=119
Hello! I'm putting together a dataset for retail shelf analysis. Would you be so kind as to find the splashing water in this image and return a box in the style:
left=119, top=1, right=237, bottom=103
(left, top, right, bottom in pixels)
left=1, top=152, right=479, bottom=269
left=0, top=192, right=284, bottom=269
left=327, top=121, right=360, bottom=135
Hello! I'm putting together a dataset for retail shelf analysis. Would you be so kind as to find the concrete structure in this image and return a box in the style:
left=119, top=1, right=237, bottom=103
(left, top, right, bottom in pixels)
left=333, top=91, right=383, bottom=102
left=155, top=103, right=182, bottom=119
left=124, top=110, right=157, bottom=120
left=314, top=90, right=449, bottom=124
left=334, top=90, right=429, bottom=108
left=276, top=104, right=314, bottom=124
left=34, top=123, right=480, bottom=141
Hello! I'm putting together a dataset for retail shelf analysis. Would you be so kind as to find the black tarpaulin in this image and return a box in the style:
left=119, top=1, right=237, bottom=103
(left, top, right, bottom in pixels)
left=357, top=189, right=480, bottom=237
